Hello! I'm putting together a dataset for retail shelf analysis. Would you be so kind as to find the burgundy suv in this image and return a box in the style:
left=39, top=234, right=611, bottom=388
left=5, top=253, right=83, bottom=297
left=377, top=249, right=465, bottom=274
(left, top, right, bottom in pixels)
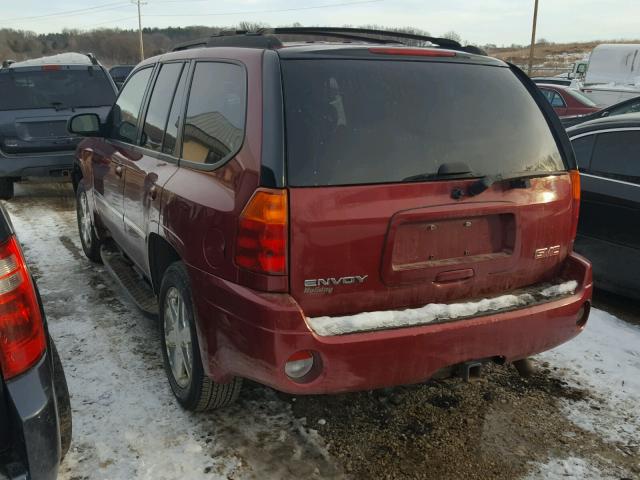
left=67, top=29, right=592, bottom=411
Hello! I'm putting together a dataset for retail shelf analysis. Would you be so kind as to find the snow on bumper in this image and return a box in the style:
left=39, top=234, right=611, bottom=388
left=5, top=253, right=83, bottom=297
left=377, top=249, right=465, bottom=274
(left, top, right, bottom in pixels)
left=308, top=281, right=579, bottom=337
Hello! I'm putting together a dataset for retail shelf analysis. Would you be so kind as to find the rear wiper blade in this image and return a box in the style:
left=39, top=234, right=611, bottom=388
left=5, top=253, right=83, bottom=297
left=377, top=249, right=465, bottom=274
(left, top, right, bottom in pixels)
left=403, top=162, right=478, bottom=182
left=467, top=172, right=557, bottom=197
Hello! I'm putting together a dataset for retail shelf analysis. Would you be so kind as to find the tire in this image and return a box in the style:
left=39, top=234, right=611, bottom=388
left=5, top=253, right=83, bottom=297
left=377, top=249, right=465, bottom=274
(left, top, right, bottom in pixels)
left=50, top=340, right=72, bottom=460
left=0, top=178, right=14, bottom=200
left=159, top=262, right=242, bottom=411
left=75, top=181, right=102, bottom=263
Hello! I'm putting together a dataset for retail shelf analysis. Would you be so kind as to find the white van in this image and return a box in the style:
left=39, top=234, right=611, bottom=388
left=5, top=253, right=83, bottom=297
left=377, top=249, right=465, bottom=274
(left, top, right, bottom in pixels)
left=576, top=44, right=640, bottom=106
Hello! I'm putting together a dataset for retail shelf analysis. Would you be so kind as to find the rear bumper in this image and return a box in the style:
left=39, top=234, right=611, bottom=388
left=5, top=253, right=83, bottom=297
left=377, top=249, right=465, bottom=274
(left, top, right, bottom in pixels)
left=0, top=150, right=75, bottom=179
left=190, top=253, right=593, bottom=395
left=1, top=353, right=60, bottom=480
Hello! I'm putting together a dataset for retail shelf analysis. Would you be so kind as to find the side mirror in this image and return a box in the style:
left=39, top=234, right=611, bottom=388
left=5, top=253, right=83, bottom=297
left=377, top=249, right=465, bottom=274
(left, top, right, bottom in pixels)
left=68, top=113, right=101, bottom=136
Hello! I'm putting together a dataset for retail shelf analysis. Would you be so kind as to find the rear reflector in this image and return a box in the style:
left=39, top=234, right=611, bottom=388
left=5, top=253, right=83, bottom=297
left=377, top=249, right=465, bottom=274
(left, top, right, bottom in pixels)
left=235, top=189, right=288, bottom=275
left=369, top=47, right=456, bottom=57
left=285, top=351, right=314, bottom=380
left=0, top=236, right=45, bottom=380
left=569, top=170, right=581, bottom=248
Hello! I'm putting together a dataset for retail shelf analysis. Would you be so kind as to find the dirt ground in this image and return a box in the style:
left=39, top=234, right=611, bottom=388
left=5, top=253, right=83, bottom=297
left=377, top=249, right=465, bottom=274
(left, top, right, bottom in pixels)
left=3, top=181, right=639, bottom=480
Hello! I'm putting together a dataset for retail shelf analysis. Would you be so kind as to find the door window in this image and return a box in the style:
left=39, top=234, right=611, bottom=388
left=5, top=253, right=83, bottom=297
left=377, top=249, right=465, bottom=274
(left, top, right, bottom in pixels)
left=608, top=100, right=640, bottom=117
left=591, top=131, right=640, bottom=183
left=181, top=62, right=246, bottom=165
left=109, top=67, right=152, bottom=144
left=141, top=63, right=184, bottom=152
left=571, top=135, right=595, bottom=170
left=162, top=66, right=189, bottom=156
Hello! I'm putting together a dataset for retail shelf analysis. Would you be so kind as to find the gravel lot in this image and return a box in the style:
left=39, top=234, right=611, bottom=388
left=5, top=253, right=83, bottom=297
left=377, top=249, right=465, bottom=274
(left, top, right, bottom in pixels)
left=3, top=181, right=639, bottom=480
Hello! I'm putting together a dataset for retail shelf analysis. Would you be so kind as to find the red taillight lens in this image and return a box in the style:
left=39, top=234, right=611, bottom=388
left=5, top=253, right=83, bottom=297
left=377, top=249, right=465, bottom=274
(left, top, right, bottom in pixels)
left=369, top=47, right=456, bottom=57
left=41, top=64, right=61, bottom=71
left=0, top=236, right=45, bottom=380
left=235, top=189, right=288, bottom=275
left=569, top=170, right=581, bottom=249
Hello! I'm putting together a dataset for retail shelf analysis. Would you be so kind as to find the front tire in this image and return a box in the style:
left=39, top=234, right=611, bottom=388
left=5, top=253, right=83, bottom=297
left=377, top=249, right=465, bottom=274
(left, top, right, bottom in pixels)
left=75, top=181, right=102, bottom=263
left=0, top=178, right=14, bottom=200
left=159, top=262, right=242, bottom=411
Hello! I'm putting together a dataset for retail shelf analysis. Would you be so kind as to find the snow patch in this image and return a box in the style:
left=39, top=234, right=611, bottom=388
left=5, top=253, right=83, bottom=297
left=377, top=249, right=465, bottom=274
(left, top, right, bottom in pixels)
left=308, top=281, right=578, bottom=336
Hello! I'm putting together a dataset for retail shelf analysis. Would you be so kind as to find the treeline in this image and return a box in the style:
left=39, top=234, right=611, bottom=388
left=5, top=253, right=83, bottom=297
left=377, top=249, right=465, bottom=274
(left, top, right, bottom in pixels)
left=0, top=24, right=458, bottom=66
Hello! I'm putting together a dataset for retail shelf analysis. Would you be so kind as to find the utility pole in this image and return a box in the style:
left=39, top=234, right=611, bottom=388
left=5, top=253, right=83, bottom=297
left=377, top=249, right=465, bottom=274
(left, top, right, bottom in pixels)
left=527, top=0, right=539, bottom=76
left=133, top=0, right=145, bottom=62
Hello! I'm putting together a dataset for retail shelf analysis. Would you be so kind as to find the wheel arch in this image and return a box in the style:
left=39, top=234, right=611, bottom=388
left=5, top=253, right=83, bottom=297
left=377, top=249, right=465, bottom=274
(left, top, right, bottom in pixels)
left=148, top=233, right=182, bottom=294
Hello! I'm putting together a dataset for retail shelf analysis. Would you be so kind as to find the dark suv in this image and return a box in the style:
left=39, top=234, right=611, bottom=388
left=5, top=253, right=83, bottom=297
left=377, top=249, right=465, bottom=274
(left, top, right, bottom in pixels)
left=0, top=204, right=71, bottom=479
left=0, top=53, right=117, bottom=199
left=68, top=28, right=592, bottom=411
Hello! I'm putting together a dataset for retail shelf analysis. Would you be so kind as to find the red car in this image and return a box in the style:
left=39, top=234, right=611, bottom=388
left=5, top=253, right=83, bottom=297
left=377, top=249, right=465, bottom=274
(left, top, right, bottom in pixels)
left=538, top=83, right=601, bottom=117
left=67, top=28, right=592, bottom=411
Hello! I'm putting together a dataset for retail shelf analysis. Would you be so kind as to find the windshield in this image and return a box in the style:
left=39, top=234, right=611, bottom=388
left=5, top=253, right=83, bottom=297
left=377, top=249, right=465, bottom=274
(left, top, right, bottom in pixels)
left=282, top=60, right=566, bottom=187
left=565, top=88, right=598, bottom=107
left=0, top=68, right=115, bottom=110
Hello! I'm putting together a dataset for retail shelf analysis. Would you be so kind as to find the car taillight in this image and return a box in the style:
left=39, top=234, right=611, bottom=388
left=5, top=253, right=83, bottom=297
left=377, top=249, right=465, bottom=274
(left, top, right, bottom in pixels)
left=569, top=170, right=581, bottom=249
left=235, top=189, right=288, bottom=275
left=0, top=236, right=45, bottom=380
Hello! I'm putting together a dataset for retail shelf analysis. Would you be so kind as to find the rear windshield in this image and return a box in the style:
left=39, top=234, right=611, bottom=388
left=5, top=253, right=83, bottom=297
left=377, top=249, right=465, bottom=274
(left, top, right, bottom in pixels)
left=565, top=88, right=598, bottom=107
left=282, top=60, right=565, bottom=186
left=0, top=68, right=115, bottom=110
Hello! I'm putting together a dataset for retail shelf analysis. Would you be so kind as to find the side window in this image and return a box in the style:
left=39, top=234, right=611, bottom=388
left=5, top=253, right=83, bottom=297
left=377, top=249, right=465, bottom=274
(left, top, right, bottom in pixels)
left=162, top=66, right=189, bottom=156
left=141, top=63, right=184, bottom=152
left=551, top=92, right=566, bottom=108
left=181, top=62, right=246, bottom=165
left=571, top=135, right=595, bottom=170
left=540, top=89, right=553, bottom=103
left=591, top=131, right=640, bottom=183
left=608, top=100, right=640, bottom=117
left=110, top=68, right=152, bottom=143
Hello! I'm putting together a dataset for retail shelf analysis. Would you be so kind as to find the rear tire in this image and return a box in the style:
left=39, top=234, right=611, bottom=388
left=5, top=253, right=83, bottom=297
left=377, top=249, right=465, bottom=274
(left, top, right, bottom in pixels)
left=50, top=341, right=72, bottom=461
left=159, top=262, right=242, bottom=411
left=0, top=178, right=14, bottom=200
left=75, top=181, right=102, bottom=263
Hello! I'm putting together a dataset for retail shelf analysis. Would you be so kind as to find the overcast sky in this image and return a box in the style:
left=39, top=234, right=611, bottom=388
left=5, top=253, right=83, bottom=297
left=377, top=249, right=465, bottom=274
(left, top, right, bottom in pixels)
left=3, top=0, right=639, bottom=46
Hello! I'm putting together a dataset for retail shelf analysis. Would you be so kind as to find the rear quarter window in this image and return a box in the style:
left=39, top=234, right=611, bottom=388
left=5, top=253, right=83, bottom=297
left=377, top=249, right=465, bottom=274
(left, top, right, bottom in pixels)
left=282, top=60, right=566, bottom=186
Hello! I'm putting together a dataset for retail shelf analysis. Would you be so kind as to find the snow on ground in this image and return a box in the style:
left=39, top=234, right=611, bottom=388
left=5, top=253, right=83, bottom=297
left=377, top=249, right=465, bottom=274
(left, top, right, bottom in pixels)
left=4, top=184, right=340, bottom=480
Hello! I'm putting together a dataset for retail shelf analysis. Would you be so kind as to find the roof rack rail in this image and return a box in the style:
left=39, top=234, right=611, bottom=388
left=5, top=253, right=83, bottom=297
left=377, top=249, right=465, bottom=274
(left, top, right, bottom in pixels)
left=170, top=27, right=485, bottom=55
left=85, top=53, right=99, bottom=65
left=265, top=27, right=462, bottom=49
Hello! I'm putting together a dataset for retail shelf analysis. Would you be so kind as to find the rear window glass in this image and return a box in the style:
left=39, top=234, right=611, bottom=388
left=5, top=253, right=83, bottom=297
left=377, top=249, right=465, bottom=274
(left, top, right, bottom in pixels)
left=282, top=60, right=565, bottom=186
left=0, top=68, right=115, bottom=110
left=565, top=88, right=597, bottom=107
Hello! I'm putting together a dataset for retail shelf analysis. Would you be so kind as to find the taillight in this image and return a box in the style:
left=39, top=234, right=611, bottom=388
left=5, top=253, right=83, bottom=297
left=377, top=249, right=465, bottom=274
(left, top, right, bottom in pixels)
left=569, top=170, right=581, bottom=249
left=235, top=189, right=288, bottom=275
left=369, top=47, right=456, bottom=57
left=0, top=236, right=45, bottom=380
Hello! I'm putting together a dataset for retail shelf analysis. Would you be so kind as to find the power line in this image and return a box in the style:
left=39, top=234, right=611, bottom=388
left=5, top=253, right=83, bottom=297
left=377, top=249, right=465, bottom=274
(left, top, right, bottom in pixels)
left=145, top=0, right=383, bottom=17
left=84, top=15, right=139, bottom=29
left=2, top=2, right=130, bottom=23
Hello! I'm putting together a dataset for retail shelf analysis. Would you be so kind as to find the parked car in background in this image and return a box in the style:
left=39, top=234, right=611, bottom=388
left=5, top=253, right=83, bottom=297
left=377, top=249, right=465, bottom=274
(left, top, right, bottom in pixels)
left=568, top=113, right=640, bottom=299
left=0, top=53, right=117, bottom=199
left=68, top=28, right=591, bottom=412
left=532, top=77, right=572, bottom=87
left=561, top=95, right=640, bottom=128
left=0, top=204, right=71, bottom=479
left=538, top=84, right=601, bottom=118
left=108, top=65, right=135, bottom=89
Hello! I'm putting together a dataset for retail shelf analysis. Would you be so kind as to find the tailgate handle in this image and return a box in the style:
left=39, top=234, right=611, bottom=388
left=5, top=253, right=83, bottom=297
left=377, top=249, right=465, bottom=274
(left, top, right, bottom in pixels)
left=435, top=269, right=474, bottom=283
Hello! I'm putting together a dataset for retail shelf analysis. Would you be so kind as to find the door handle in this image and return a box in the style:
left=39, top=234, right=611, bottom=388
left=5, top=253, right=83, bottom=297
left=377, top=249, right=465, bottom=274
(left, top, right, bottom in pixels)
left=149, top=185, right=158, bottom=200
left=115, top=165, right=123, bottom=177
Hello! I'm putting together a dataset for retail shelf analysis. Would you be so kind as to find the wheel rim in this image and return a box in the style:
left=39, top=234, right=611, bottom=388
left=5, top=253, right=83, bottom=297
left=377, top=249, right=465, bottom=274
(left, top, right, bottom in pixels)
left=79, top=191, right=93, bottom=248
left=163, top=287, right=193, bottom=389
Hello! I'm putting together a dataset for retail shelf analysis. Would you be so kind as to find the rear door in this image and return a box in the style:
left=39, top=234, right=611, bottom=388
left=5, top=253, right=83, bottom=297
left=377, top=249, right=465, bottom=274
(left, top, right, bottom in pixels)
left=281, top=58, right=574, bottom=318
left=92, top=67, right=153, bottom=243
left=121, top=62, right=186, bottom=273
